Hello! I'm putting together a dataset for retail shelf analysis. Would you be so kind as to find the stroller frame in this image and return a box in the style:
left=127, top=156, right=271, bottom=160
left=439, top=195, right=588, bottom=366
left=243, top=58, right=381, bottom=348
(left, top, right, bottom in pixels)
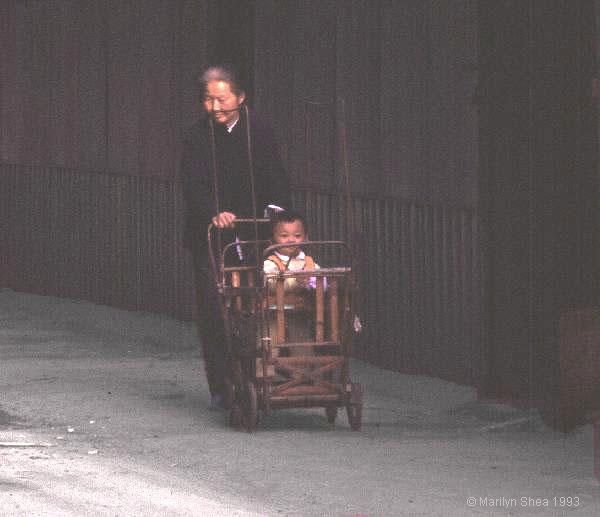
left=208, top=219, right=363, bottom=432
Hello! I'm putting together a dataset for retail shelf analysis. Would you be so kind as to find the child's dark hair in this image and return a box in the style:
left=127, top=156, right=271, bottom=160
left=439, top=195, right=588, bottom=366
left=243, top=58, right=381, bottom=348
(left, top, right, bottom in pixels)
left=270, top=210, right=308, bottom=235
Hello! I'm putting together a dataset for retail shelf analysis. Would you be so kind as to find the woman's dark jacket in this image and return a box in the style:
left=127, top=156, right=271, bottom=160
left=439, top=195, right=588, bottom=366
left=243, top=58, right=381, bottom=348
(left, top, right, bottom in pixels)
left=179, top=109, right=291, bottom=255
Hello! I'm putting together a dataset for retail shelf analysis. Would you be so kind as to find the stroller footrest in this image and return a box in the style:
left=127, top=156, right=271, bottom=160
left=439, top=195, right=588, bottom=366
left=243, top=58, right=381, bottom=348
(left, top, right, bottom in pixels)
left=273, top=340, right=338, bottom=349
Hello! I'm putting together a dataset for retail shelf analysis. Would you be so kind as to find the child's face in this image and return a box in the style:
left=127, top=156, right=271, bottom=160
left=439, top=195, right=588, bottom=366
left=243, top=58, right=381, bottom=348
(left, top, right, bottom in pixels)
left=272, top=220, right=307, bottom=257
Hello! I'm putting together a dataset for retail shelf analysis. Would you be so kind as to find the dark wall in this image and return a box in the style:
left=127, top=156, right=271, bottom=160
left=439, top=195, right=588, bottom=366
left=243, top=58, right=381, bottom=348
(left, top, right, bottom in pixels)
left=254, top=0, right=479, bottom=204
left=1, top=0, right=480, bottom=198
left=0, top=0, right=208, bottom=176
left=478, top=0, right=599, bottom=413
left=207, top=0, right=255, bottom=97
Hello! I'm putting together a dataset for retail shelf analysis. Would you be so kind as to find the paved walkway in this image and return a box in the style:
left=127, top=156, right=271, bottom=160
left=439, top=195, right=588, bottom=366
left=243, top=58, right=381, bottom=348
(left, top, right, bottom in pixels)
left=1, top=289, right=599, bottom=516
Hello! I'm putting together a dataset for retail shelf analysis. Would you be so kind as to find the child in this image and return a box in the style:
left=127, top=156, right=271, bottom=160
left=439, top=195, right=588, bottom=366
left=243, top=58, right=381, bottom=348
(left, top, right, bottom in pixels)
left=263, top=210, right=319, bottom=287
left=263, top=210, right=321, bottom=355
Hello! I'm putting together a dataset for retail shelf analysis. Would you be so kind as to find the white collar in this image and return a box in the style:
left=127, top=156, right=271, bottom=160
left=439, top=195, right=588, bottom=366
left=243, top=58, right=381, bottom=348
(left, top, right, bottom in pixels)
left=226, top=116, right=240, bottom=133
left=274, top=250, right=305, bottom=262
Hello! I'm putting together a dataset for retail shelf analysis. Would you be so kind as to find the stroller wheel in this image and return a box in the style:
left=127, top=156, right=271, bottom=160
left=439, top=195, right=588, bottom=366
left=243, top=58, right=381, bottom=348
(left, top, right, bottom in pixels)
left=346, top=382, right=363, bottom=431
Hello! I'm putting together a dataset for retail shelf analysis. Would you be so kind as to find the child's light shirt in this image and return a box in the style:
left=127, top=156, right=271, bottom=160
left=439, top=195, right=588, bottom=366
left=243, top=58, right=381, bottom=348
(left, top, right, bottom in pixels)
left=263, top=250, right=321, bottom=291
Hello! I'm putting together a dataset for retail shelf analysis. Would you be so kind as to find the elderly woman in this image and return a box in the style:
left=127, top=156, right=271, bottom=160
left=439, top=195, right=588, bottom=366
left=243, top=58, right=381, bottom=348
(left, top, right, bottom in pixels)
left=179, top=64, right=290, bottom=409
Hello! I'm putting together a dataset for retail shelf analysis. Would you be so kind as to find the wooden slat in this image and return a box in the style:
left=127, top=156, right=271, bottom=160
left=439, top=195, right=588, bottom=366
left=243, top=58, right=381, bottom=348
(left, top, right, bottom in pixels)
left=315, top=276, right=325, bottom=341
left=273, top=341, right=339, bottom=349
left=269, top=393, right=341, bottom=405
left=275, top=278, right=285, bottom=344
left=273, top=355, right=343, bottom=368
left=231, top=271, right=241, bottom=311
left=271, top=386, right=338, bottom=397
left=329, top=278, right=339, bottom=342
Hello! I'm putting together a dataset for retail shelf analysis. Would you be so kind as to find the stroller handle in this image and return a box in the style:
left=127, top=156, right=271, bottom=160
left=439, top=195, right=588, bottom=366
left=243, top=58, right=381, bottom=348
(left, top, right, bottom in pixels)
left=207, top=218, right=272, bottom=285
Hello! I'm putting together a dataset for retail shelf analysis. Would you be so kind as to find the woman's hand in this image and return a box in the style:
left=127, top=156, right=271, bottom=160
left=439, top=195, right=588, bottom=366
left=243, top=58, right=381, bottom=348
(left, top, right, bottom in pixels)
left=212, top=211, right=236, bottom=228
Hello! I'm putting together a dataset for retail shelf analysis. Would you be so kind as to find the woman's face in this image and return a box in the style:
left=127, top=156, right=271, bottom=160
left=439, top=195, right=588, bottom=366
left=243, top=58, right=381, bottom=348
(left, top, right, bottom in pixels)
left=203, top=80, right=245, bottom=127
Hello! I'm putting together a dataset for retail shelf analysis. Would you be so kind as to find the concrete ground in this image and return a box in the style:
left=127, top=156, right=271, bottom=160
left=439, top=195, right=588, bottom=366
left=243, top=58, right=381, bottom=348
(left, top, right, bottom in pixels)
left=1, top=288, right=599, bottom=516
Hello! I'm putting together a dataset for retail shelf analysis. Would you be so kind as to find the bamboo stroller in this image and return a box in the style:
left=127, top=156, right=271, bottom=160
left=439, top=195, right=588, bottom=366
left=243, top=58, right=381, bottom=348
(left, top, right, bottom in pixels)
left=207, top=219, right=363, bottom=432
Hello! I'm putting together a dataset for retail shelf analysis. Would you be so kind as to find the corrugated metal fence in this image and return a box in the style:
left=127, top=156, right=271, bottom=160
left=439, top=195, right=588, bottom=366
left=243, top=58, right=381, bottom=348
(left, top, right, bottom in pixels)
left=0, top=163, right=195, bottom=319
left=293, top=189, right=482, bottom=385
left=1, top=163, right=482, bottom=384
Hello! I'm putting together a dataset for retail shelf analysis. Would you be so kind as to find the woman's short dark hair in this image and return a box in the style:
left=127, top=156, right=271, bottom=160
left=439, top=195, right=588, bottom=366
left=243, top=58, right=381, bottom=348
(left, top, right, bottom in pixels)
left=199, top=64, right=245, bottom=96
